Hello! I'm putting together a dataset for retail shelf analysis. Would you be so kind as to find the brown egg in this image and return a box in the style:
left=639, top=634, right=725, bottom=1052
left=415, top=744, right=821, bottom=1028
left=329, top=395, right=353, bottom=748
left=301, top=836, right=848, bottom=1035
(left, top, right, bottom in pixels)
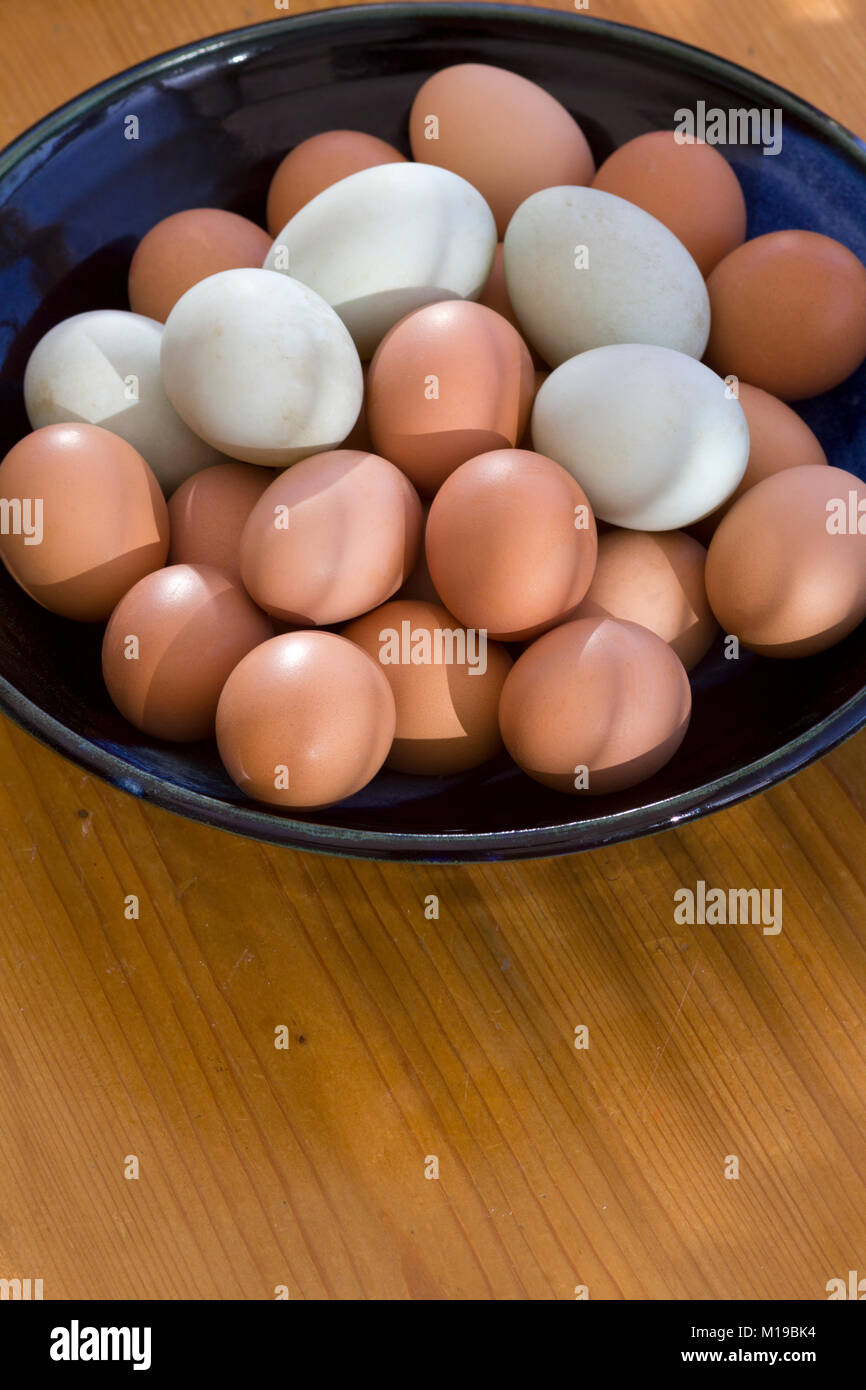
left=102, top=564, right=273, bottom=741
left=705, top=464, right=866, bottom=657
left=517, top=369, right=548, bottom=449
left=425, top=448, right=598, bottom=642
left=478, top=244, right=547, bottom=371
left=215, top=630, right=396, bottom=807
left=240, top=449, right=422, bottom=625
left=0, top=423, right=168, bottom=621
left=397, top=502, right=441, bottom=604
left=168, top=461, right=275, bottom=581
left=128, top=208, right=273, bottom=322
left=342, top=599, right=512, bottom=774
left=409, top=63, right=594, bottom=236
left=573, top=529, right=717, bottom=670
left=266, top=130, right=407, bottom=236
left=338, top=362, right=370, bottom=453
left=366, top=301, right=535, bottom=496
left=478, top=243, right=522, bottom=332
left=705, top=231, right=866, bottom=400
left=499, top=617, right=691, bottom=794
left=691, top=383, right=828, bottom=544
left=591, top=131, right=746, bottom=275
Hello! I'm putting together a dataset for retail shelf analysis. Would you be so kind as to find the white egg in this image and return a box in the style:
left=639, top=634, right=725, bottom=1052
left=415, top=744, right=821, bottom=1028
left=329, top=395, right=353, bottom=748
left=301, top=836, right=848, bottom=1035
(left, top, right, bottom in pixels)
left=23, top=309, right=223, bottom=493
left=503, top=186, right=710, bottom=366
left=532, top=344, right=749, bottom=530
left=264, top=162, right=497, bottom=358
left=160, top=268, right=363, bottom=467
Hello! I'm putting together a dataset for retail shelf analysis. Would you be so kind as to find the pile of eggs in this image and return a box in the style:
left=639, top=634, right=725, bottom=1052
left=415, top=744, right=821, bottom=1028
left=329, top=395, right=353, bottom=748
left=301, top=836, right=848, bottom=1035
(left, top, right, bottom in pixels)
left=3, top=62, right=866, bottom=810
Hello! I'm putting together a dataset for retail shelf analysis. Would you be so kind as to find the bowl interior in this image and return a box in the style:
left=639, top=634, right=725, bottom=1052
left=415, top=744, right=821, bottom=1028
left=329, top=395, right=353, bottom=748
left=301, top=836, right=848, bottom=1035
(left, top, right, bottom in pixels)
left=1, top=3, right=865, bottom=859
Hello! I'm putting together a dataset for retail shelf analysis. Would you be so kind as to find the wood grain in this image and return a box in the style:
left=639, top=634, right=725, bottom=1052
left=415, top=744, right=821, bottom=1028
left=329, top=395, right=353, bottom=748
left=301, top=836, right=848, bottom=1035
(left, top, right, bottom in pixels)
left=1, top=0, right=865, bottom=1301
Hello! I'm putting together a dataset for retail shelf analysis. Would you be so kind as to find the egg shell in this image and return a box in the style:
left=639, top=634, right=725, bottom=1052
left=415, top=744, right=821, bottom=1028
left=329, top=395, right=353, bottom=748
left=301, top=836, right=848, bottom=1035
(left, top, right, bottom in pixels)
left=479, top=244, right=547, bottom=371
left=705, top=464, right=866, bottom=657
left=340, top=364, right=373, bottom=452
left=705, top=230, right=866, bottom=400
left=266, top=130, right=407, bottom=235
left=532, top=344, right=749, bottom=530
left=409, top=64, right=594, bottom=237
left=517, top=370, right=549, bottom=449
left=573, top=528, right=717, bottom=671
left=690, top=383, right=828, bottom=544
left=591, top=130, right=746, bottom=276
left=160, top=268, right=363, bottom=466
left=23, top=309, right=223, bottom=494
left=503, top=185, right=710, bottom=367
left=366, top=301, right=535, bottom=496
left=499, top=616, right=692, bottom=794
left=264, top=162, right=497, bottom=358
left=0, top=423, right=168, bottom=621
left=128, top=208, right=273, bottom=322
left=168, top=461, right=276, bottom=580
left=425, top=448, right=598, bottom=642
left=240, top=449, right=423, bottom=625
left=342, top=598, right=512, bottom=774
left=478, top=243, right=522, bottom=333
left=215, top=630, right=396, bottom=808
left=102, top=564, right=274, bottom=741
left=397, top=502, right=441, bottom=604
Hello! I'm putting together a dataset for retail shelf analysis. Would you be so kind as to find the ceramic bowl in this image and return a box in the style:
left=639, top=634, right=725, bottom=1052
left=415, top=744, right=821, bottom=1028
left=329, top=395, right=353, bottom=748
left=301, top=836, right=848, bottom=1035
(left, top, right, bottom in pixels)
left=1, top=4, right=865, bottom=860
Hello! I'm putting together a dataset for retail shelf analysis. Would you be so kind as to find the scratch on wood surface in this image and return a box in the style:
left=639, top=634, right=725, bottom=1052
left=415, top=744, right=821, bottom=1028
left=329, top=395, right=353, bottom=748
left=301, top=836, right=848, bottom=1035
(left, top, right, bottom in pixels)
left=222, top=947, right=254, bottom=990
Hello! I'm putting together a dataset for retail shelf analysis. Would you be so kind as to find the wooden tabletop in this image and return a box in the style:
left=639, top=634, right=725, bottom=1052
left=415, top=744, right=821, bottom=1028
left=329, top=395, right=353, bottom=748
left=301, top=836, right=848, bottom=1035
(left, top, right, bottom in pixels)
left=1, top=0, right=865, bottom=1301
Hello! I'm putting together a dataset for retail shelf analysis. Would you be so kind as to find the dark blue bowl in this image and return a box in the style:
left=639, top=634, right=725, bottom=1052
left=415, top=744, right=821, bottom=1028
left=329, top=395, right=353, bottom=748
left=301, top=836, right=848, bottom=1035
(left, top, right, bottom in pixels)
left=1, top=3, right=865, bottom=861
